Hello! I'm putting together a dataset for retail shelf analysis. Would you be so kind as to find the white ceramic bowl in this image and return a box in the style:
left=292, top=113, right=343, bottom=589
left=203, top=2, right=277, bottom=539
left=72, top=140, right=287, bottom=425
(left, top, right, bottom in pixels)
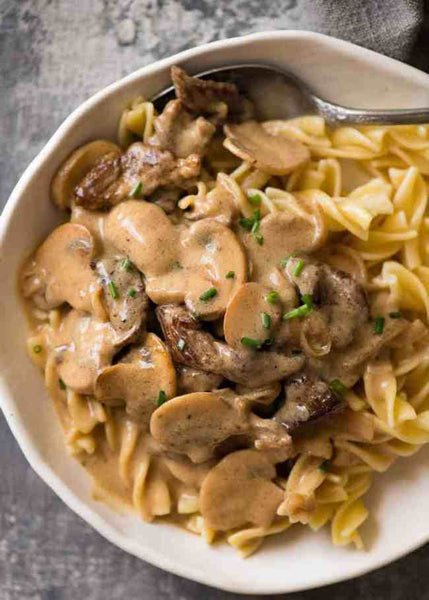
left=1, top=31, right=429, bottom=595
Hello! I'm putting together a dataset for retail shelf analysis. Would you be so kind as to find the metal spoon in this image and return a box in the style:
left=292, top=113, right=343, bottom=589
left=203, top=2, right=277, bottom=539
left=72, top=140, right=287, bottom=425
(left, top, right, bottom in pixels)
left=151, top=63, right=429, bottom=126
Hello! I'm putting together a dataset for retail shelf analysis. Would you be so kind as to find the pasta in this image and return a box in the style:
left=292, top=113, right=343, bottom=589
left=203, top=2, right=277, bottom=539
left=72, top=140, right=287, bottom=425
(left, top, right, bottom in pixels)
left=20, top=66, right=429, bottom=558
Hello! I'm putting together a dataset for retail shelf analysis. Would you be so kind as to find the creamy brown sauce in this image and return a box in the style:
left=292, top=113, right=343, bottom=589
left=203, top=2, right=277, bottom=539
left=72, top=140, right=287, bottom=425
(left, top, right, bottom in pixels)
left=20, top=66, right=417, bottom=545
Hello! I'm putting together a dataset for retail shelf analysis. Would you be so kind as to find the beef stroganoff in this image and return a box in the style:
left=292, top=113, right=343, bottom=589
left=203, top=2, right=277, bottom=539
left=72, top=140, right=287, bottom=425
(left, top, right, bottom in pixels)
left=21, top=66, right=429, bottom=557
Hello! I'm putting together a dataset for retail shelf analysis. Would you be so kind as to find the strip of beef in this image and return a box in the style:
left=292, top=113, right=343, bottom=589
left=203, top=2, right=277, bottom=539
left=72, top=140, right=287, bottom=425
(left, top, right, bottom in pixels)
left=171, top=65, right=253, bottom=122
left=156, top=304, right=304, bottom=388
left=74, top=142, right=200, bottom=210
left=97, top=257, right=148, bottom=344
left=152, top=99, right=216, bottom=158
left=285, top=255, right=369, bottom=350
left=274, top=372, right=342, bottom=434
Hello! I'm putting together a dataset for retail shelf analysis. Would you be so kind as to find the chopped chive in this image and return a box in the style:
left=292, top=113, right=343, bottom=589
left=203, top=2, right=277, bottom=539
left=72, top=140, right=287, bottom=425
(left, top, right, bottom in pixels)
left=177, top=338, right=186, bottom=351
left=248, top=193, right=262, bottom=206
left=108, top=281, right=119, bottom=299
left=283, top=304, right=311, bottom=321
left=200, top=287, right=218, bottom=302
left=373, top=316, right=385, bottom=335
left=128, top=287, right=137, bottom=297
left=172, top=261, right=183, bottom=270
left=33, top=344, right=42, bottom=354
left=389, top=311, right=402, bottom=319
left=291, top=348, right=302, bottom=356
left=157, top=390, right=167, bottom=407
left=293, top=259, right=306, bottom=277
left=121, top=257, right=133, bottom=271
left=330, top=379, right=347, bottom=395
left=265, top=291, right=280, bottom=304
left=239, top=217, right=254, bottom=231
left=59, top=378, right=66, bottom=390
left=253, top=209, right=261, bottom=221
left=254, top=233, right=264, bottom=246
left=261, top=312, right=272, bottom=329
left=129, top=181, right=142, bottom=198
left=241, top=337, right=263, bottom=349
left=319, top=459, right=330, bottom=473
left=226, top=270, right=235, bottom=279
left=251, top=219, right=260, bottom=234
left=302, top=294, right=313, bottom=309
left=280, top=253, right=298, bottom=268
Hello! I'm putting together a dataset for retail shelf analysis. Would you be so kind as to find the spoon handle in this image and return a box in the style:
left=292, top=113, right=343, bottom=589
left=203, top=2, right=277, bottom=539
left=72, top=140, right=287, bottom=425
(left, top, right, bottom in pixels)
left=314, top=96, right=429, bottom=126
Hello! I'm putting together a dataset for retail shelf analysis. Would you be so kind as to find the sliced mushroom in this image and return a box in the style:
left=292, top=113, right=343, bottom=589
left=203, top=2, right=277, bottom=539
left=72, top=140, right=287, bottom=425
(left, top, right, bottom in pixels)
left=224, top=282, right=282, bottom=349
left=274, top=372, right=343, bottom=433
left=51, top=140, right=122, bottom=209
left=200, top=450, right=284, bottom=530
left=239, top=195, right=326, bottom=299
left=150, top=389, right=292, bottom=463
left=152, top=99, right=215, bottom=158
left=176, top=365, right=223, bottom=394
left=105, top=200, right=246, bottom=320
left=97, top=257, right=148, bottom=344
left=95, top=333, right=176, bottom=427
left=53, top=309, right=118, bottom=394
left=171, top=65, right=250, bottom=121
left=21, top=223, right=101, bottom=313
left=71, top=204, right=108, bottom=248
left=284, top=255, right=369, bottom=350
left=235, top=382, right=281, bottom=407
left=224, top=121, right=310, bottom=175
left=156, top=304, right=304, bottom=387
left=74, top=142, right=201, bottom=210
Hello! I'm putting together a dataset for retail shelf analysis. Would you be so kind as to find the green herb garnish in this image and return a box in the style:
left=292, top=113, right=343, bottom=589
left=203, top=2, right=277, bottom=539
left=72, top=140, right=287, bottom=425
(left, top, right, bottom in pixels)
left=121, top=258, right=133, bottom=271
left=283, top=304, right=311, bottom=320
left=373, top=316, right=385, bottom=335
left=254, top=233, right=264, bottom=246
left=302, top=294, right=313, bottom=309
left=248, top=193, right=262, bottom=206
left=200, top=287, right=218, bottom=302
left=389, top=311, right=402, bottom=319
left=172, top=261, right=183, bottom=270
left=157, top=390, right=167, bottom=406
left=226, top=271, right=235, bottom=279
left=261, top=312, right=272, bottom=329
left=319, top=460, right=330, bottom=473
left=293, top=259, right=306, bottom=277
left=241, top=337, right=263, bottom=349
left=33, top=345, right=42, bottom=354
left=330, top=379, right=347, bottom=396
left=265, top=291, right=280, bottom=304
left=108, top=281, right=119, bottom=299
left=128, top=287, right=137, bottom=297
left=59, top=378, right=66, bottom=391
left=129, top=181, right=142, bottom=198
left=239, top=217, right=254, bottom=231
left=177, top=338, right=186, bottom=351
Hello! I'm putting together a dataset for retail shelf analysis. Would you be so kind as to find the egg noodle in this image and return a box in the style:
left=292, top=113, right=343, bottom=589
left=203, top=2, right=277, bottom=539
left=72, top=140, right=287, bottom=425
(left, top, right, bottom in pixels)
left=24, top=94, right=429, bottom=558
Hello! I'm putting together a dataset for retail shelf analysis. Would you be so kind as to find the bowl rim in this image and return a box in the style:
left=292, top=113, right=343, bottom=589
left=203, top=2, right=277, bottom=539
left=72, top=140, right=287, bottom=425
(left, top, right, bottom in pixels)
left=1, top=29, right=429, bottom=594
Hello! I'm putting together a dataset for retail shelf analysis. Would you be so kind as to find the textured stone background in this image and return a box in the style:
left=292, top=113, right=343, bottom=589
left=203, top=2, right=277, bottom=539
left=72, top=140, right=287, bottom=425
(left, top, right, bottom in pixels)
left=1, top=1, right=429, bottom=599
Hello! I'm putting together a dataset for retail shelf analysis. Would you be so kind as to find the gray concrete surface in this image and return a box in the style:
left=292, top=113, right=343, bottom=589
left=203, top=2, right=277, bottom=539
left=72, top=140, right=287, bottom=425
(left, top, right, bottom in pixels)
left=1, top=1, right=429, bottom=599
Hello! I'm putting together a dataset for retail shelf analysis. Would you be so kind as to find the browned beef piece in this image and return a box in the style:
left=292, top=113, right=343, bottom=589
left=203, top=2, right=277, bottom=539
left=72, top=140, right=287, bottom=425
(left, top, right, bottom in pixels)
left=156, top=304, right=304, bottom=388
left=74, top=142, right=200, bottom=210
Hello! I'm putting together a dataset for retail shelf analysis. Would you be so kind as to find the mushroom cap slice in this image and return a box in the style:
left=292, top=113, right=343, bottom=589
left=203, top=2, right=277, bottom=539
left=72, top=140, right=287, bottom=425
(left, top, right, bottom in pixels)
left=54, top=309, right=118, bottom=394
left=51, top=140, right=122, bottom=209
left=95, top=333, right=176, bottom=427
left=224, top=282, right=282, bottom=349
left=224, top=121, right=310, bottom=176
left=22, top=223, right=101, bottom=313
left=200, top=449, right=284, bottom=530
left=105, top=200, right=247, bottom=320
left=150, top=391, right=249, bottom=463
left=97, top=257, right=148, bottom=344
